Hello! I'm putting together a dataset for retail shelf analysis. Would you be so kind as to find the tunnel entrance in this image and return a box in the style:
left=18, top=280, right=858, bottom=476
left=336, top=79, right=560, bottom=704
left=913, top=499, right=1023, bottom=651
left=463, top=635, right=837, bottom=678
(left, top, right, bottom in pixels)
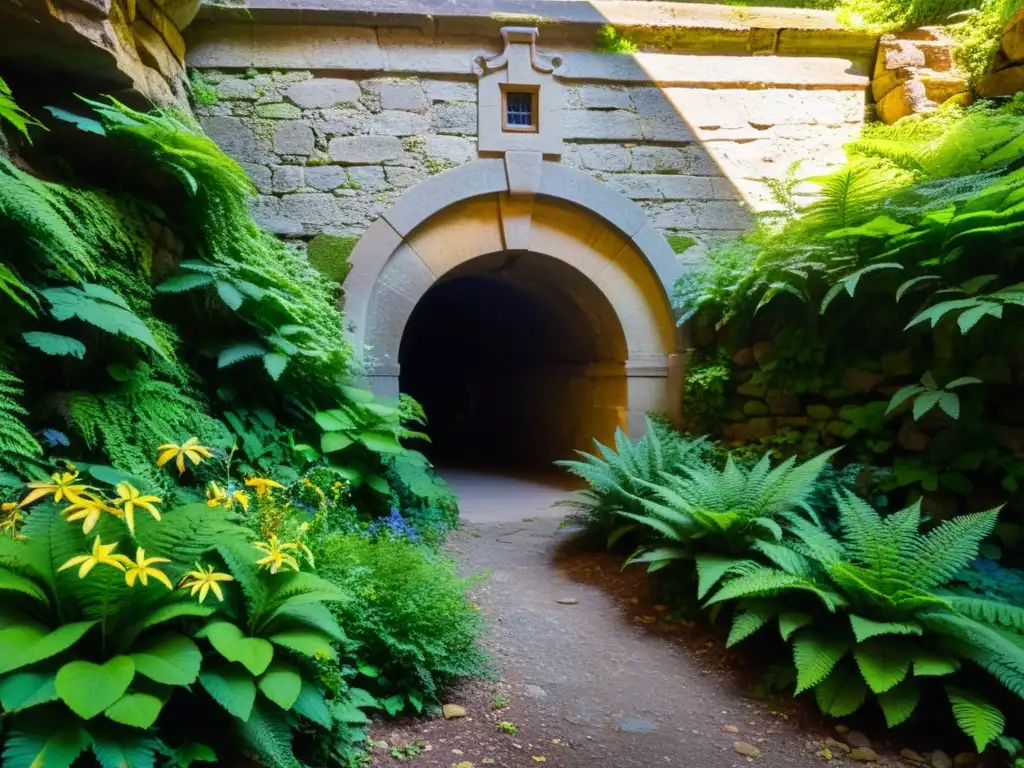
left=399, top=251, right=628, bottom=468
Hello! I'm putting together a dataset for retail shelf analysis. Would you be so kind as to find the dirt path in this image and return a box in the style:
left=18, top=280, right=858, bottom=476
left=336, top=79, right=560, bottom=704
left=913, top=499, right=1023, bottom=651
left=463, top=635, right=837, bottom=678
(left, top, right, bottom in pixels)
left=369, top=471, right=901, bottom=768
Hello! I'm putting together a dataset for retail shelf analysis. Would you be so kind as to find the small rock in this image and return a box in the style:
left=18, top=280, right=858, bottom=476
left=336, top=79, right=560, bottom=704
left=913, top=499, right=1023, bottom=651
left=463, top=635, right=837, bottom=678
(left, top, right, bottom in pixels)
left=453, top=762, right=475, bottom=768
left=847, top=732, right=872, bottom=749
left=901, top=749, right=926, bottom=763
left=613, top=716, right=659, bottom=733
left=835, top=725, right=850, bottom=735
left=442, top=704, right=467, bottom=720
left=734, top=742, right=762, bottom=758
left=752, top=341, right=776, bottom=366
left=523, top=684, right=547, bottom=699
left=482, top=760, right=496, bottom=766
left=953, top=754, right=977, bottom=767
left=556, top=598, right=578, bottom=605
left=932, top=750, right=953, bottom=768
left=721, top=725, right=741, bottom=734
left=852, top=748, right=879, bottom=762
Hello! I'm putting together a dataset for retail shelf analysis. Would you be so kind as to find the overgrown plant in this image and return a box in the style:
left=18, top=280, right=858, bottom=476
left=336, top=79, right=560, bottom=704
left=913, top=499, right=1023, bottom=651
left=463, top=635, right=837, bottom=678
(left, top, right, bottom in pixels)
left=704, top=492, right=1024, bottom=751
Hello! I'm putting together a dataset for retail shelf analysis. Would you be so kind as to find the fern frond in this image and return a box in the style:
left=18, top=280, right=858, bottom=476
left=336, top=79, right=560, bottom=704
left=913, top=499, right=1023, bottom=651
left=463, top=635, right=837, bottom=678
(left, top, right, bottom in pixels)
left=910, top=510, right=998, bottom=588
left=946, top=686, right=1005, bottom=753
left=945, top=595, right=1024, bottom=630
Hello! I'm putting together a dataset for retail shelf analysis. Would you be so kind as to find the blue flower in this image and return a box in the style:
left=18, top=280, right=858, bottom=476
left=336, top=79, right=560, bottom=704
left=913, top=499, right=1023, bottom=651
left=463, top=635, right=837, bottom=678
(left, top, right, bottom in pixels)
left=367, top=507, right=420, bottom=541
left=40, top=429, right=70, bottom=448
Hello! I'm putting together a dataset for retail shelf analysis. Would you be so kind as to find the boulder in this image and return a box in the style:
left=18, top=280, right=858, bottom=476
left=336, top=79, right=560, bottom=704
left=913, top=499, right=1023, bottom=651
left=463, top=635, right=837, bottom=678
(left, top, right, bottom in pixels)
left=1002, top=5, right=1024, bottom=62
left=978, top=64, right=1024, bottom=97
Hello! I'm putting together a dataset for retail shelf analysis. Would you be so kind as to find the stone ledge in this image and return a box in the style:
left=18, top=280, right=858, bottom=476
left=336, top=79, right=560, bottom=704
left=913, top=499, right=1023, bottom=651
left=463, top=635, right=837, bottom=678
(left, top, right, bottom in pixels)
left=187, top=25, right=870, bottom=90
left=194, top=0, right=877, bottom=61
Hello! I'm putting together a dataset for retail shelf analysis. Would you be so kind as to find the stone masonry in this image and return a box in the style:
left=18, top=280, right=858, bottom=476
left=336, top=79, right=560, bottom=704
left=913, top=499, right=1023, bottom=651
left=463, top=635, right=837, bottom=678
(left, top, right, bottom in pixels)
left=195, top=69, right=867, bottom=267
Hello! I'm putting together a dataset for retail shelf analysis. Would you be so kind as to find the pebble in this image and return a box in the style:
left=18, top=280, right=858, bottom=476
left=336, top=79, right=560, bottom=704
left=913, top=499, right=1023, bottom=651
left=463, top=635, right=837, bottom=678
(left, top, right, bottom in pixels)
left=931, top=751, right=953, bottom=768
left=721, top=725, right=741, bottom=734
left=443, top=704, right=468, bottom=720
left=613, top=716, right=659, bottom=733
left=953, top=754, right=977, bottom=767
left=851, top=747, right=879, bottom=762
left=734, top=742, right=762, bottom=758
left=556, top=598, right=578, bottom=605
left=835, top=725, right=850, bottom=735
left=901, top=749, right=926, bottom=763
left=523, top=685, right=547, bottom=699
left=847, top=732, right=872, bottom=749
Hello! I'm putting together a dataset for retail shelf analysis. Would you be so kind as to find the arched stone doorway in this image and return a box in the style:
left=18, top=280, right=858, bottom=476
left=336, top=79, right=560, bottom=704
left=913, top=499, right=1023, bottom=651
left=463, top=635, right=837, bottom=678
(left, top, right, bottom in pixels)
left=344, top=159, right=683, bottom=464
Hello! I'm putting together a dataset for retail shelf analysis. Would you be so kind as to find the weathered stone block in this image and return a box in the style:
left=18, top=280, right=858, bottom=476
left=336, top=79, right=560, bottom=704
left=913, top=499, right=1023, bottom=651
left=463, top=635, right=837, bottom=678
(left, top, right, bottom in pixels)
left=689, top=200, right=753, bottom=230
left=432, top=102, right=477, bottom=135
left=732, top=347, right=755, bottom=367
left=978, top=64, right=1024, bottom=97
left=578, top=85, right=632, bottom=110
left=277, top=193, right=341, bottom=225
left=272, top=165, right=303, bottom=193
left=305, top=165, right=350, bottom=191
left=767, top=395, right=801, bottom=416
left=564, top=110, right=642, bottom=141
left=286, top=77, right=361, bottom=108
left=367, top=110, right=431, bottom=137
left=250, top=196, right=304, bottom=236
left=200, top=116, right=271, bottom=164
left=1003, top=6, right=1024, bottom=62
left=256, top=102, right=301, bottom=119
left=239, top=162, right=272, bottom=194
left=424, top=79, right=476, bottom=103
left=329, top=136, right=404, bottom=164
left=347, top=166, right=389, bottom=191
left=422, top=135, right=476, bottom=165
left=842, top=368, right=886, bottom=392
left=384, top=165, right=427, bottom=189
left=216, top=77, right=259, bottom=100
left=273, top=121, right=314, bottom=156
left=579, top=144, right=631, bottom=172
left=743, top=400, right=770, bottom=417
left=377, top=81, right=429, bottom=111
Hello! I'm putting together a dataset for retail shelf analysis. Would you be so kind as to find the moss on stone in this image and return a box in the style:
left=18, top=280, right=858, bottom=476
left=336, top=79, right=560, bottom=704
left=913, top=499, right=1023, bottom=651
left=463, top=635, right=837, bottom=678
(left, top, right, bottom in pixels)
left=596, top=25, right=639, bottom=54
left=307, top=234, right=358, bottom=283
left=189, top=71, right=219, bottom=106
left=666, top=234, right=697, bottom=254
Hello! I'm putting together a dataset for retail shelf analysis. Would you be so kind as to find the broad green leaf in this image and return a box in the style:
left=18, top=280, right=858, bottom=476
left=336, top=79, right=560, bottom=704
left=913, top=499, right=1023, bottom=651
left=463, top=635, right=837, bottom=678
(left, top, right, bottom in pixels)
left=358, top=431, right=403, bottom=454
left=321, top=431, right=354, bottom=453
left=291, top=679, right=332, bottom=727
left=267, top=629, right=336, bottom=659
left=826, top=215, right=912, bottom=239
left=793, top=634, right=847, bottom=694
left=314, top=409, right=354, bottom=431
left=912, top=391, right=942, bottom=421
left=155, top=273, right=216, bottom=293
left=913, top=652, right=960, bottom=677
left=877, top=679, right=920, bottom=727
left=130, top=632, right=202, bottom=685
left=356, top=661, right=379, bottom=678
left=333, top=699, right=371, bottom=724
left=105, top=690, right=165, bottom=729
left=21, top=332, right=86, bottom=359
left=957, top=302, right=1002, bottom=334
left=197, top=622, right=273, bottom=675
left=0, top=566, right=48, bottom=603
left=263, top=352, right=289, bottom=381
left=0, top=621, right=96, bottom=674
left=849, top=615, right=923, bottom=643
left=886, top=385, right=923, bottom=415
left=813, top=662, right=868, bottom=717
left=853, top=639, right=911, bottom=693
left=258, top=661, right=302, bottom=710
left=218, top=342, right=267, bottom=369
left=946, top=686, right=1005, bottom=753
left=364, top=474, right=390, bottom=494
left=937, top=392, right=960, bottom=420
left=896, top=275, right=940, bottom=302
left=55, top=656, right=135, bottom=719
left=200, top=665, right=257, bottom=720
left=778, top=611, right=813, bottom=641
left=946, top=376, right=984, bottom=389
left=0, top=665, right=58, bottom=711
left=40, top=287, right=163, bottom=357
left=45, top=106, right=106, bottom=135
left=339, top=385, right=375, bottom=403
left=215, top=281, right=244, bottom=310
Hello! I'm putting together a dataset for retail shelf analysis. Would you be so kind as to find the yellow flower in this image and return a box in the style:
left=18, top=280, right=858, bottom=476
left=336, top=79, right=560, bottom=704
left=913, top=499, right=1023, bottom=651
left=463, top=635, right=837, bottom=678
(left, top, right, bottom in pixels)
left=156, top=437, right=213, bottom=474
left=114, top=483, right=161, bottom=535
left=206, top=481, right=228, bottom=508
left=253, top=534, right=301, bottom=574
left=58, top=536, right=131, bottom=579
left=206, top=482, right=249, bottom=512
left=244, top=477, right=284, bottom=498
left=20, top=471, right=93, bottom=508
left=62, top=492, right=118, bottom=535
left=0, top=502, right=24, bottom=537
left=124, top=547, right=173, bottom=589
left=179, top=562, right=233, bottom=603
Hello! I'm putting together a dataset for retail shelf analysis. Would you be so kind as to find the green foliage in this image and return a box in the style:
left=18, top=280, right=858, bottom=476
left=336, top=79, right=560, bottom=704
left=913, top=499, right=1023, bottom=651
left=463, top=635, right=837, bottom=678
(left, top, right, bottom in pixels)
left=318, top=532, right=488, bottom=714
left=556, top=418, right=709, bottom=543
left=595, top=25, right=639, bottom=54
left=0, top=76, right=44, bottom=143
left=0, top=366, right=42, bottom=477
left=187, top=71, right=219, bottom=106
left=307, top=234, right=357, bottom=283
left=682, top=351, right=731, bottom=434
left=705, top=492, right=1023, bottom=749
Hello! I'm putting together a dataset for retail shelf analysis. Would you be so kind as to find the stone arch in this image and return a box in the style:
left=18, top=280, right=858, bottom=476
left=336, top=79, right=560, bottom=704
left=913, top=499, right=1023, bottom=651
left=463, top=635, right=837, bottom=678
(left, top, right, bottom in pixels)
left=345, top=158, right=684, bottom=444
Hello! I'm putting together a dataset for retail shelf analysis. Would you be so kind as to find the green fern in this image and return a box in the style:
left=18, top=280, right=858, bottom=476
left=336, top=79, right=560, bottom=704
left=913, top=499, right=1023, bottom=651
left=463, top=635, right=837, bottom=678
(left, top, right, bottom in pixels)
left=0, top=366, right=42, bottom=476
left=946, top=686, right=1006, bottom=752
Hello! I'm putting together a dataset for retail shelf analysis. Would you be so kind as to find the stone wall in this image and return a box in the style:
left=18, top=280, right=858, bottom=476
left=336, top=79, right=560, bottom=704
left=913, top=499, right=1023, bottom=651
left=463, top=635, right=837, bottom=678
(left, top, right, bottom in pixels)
left=193, top=65, right=868, bottom=267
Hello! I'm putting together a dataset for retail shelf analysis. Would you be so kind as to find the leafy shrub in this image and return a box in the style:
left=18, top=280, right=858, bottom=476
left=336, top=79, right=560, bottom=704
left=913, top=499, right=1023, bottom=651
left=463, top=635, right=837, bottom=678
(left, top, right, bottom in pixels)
left=556, top=417, right=709, bottom=543
left=705, top=492, right=1023, bottom=752
left=319, top=532, right=488, bottom=716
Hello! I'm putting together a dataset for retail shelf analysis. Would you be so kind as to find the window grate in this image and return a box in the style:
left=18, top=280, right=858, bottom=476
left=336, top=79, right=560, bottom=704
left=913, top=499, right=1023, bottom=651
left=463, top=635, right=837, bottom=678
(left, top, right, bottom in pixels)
left=505, top=92, right=534, bottom=127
